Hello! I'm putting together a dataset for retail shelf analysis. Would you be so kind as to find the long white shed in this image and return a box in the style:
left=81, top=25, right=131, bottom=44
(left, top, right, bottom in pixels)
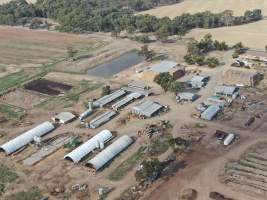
left=86, top=135, right=133, bottom=171
left=0, top=121, right=55, bottom=155
left=64, top=129, right=113, bottom=163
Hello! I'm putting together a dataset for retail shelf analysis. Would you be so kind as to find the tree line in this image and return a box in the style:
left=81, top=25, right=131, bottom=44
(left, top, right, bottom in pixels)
left=0, top=0, right=263, bottom=36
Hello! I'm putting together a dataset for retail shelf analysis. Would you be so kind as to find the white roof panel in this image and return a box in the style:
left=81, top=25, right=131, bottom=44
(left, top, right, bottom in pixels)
left=0, top=122, right=55, bottom=155
left=64, top=130, right=113, bottom=163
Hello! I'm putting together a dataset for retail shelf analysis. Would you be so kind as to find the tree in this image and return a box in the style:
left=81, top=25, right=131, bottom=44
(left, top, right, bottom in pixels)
left=265, top=45, right=267, bottom=51
left=205, top=57, right=219, bottom=68
left=139, top=45, right=155, bottom=61
left=154, top=72, right=173, bottom=92
left=198, top=33, right=214, bottom=53
left=101, top=85, right=111, bottom=96
left=135, top=159, right=164, bottom=183
left=67, top=47, right=78, bottom=59
left=168, top=81, right=184, bottom=93
left=220, top=10, right=234, bottom=26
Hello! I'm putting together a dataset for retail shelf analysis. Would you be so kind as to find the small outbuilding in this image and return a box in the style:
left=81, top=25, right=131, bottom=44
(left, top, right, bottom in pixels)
left=190, top=75, right=209, bottom=89
left=214, top=85, right=239, bottom=98
left=52, top=112, right=76, bottom=124
left=201, top=105, right=221, bottom=121
left=176, top=92, right=198, bottom=102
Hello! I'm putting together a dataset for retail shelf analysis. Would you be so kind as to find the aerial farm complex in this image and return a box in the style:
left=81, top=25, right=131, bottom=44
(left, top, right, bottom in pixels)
left=1, top=0, right=267, bottom=200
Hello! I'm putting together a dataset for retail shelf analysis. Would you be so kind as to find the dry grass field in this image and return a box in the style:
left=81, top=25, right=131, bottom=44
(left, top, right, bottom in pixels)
left=0, top=0, right=36, bottom=5
left=0, top=26, right=108, bottom=68
left=139, top=0, right=267, bottom=18
left=139, top=0, right=267, bottom=50
left=186, top=19, right=267, bottom=49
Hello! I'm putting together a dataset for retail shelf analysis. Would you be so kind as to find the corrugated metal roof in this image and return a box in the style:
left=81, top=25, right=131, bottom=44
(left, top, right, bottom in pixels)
left=86, top=135, right=133, bottom=171
left=112, top=92, right=142, bottom=111
left=121, top=86, right=151, bottom=97
left=151, top=60, right=178, bottom=73
left=53, top=112, right=76, bottom=123
left=214, top=85, right=238, bottom=96
left=132, top=100, right=163, bottom=117
left=93, top=90, right=126, bottom=107
left=89, top=110, right=117, bottom=129
left=64, top=130, right=113, bottom=163
left=0, top=122, right=55, bottom=155
left=177, top=92, right=197, bottom=100
left=201, top=106, right=221, bottom=121
left=191, top=75, right=208, bottom=83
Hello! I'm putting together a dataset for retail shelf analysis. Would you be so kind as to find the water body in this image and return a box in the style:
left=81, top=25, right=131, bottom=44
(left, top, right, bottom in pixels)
left=87, top=51, right=145, bottom=78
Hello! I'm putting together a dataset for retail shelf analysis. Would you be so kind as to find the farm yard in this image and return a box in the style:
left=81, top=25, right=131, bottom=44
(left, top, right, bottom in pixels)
left=1, top=0, right=267, bottom=200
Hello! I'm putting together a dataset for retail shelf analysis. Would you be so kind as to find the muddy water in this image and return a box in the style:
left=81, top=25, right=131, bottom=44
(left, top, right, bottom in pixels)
left=87, top=51, right=144, bottom=78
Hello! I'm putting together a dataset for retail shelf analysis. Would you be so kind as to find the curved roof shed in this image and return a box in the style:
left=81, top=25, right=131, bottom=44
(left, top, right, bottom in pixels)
left=0, top=121, right=55, bottom=155
left=86, top=135, right=133, bottom=171
left=64, top=129, right=113, bottom=163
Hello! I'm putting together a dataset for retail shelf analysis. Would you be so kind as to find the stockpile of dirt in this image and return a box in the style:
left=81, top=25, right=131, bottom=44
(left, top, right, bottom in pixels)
left=180, top=188, right=198, bottom=200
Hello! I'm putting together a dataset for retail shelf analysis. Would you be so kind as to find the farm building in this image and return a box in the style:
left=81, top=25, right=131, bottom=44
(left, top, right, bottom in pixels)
left=239, top=49, right=267, bottom=62
left=52, top=112, right=76, bottom=124
left=128, top=81, right=148, bottom=90
left=190, top=75, right=209, bottom=88
left=204, top=95, right=226, bottom=108
left=112, top=92, right=142, bottom=111
left=79, top=102, right=94, bottom=121
left=176, top=92, right=198, bottom=102
left=201, top=105, right=221, bottom=121
left=222, top=68, right=261, bottom=87
left=93, top=89, right=126, bottom=108
left=214, top=85, right=239, bottom=98
left=64, top=130, right=113, bottom=163
left=132, top=100, right=163, bottom=118
left=141, top=60, right=185, bottom=82
left=0, top=121, right=55, bottom=155
left=89, top=110, right=117, bottom=129
left=86, top=135, right=133, bottom=171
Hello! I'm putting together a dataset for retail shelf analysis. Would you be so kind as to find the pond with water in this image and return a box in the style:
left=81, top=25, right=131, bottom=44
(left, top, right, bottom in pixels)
left=87, top=51, right=144, bottom=78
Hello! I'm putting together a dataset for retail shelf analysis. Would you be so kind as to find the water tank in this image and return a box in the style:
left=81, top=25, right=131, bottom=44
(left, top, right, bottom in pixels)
left=223, top=133, right=235, bottom=146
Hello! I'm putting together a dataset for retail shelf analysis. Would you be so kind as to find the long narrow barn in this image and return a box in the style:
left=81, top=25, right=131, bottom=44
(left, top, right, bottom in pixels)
left=0, top=121, right=55, bottom=155
left=86, top=135, right=133, bottom=171
left=64, top=130, right=113, bottom=163
left=93, top=89, right=126, bottom=108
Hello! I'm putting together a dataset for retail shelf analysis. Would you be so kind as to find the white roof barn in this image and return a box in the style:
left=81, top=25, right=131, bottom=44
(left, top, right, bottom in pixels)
left=86, top=135, right=133, bottom=171
left=64, top=129, right=113, bottom=163
left=0, top=121, right=55, bottom=155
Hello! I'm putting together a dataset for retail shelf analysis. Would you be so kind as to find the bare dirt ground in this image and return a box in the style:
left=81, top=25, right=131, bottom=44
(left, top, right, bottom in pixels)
left=139, top=0, right=267, bottom=18
left=0, top=89, right=47, bottom=109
